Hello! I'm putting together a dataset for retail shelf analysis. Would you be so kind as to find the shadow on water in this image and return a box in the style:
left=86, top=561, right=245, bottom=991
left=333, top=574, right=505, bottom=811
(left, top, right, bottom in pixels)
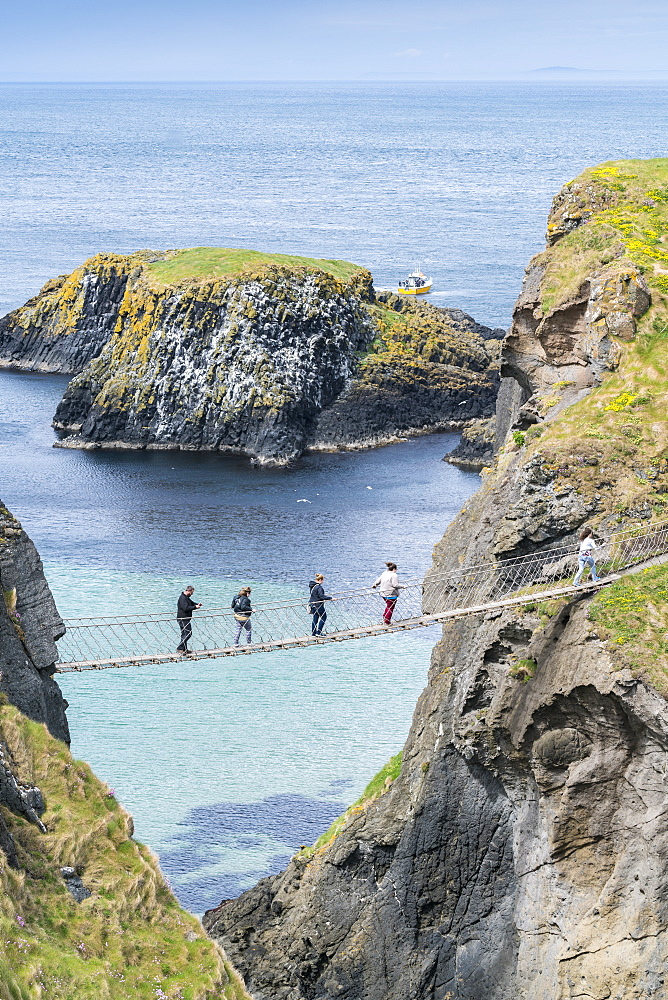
left=160, top=789, right=349, bottom=912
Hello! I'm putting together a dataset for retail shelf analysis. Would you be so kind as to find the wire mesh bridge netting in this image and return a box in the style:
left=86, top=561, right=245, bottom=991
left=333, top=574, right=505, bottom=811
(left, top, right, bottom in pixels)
left=54, top=518, right=668, bottom=671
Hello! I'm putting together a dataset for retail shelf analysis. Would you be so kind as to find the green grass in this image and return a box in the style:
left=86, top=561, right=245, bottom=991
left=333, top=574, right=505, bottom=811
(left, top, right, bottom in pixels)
left=509, top=657, right=537, bottom=683
left=502, top=159, right=668, bottom=528
left=0, top=704, right=250, bottom=1000
left=147, top=247, right=366, bottom=285
left=588, top=563, right=668, bottom=693
left=297, top=752, right=403, bottom=859
left=541, top=158, right=668, bottom=315
left=523, top=329, right=668, bottom=523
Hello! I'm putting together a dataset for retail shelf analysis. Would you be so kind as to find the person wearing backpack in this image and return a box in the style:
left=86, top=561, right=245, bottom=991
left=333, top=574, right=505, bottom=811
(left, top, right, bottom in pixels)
left=232, top=586, right=254, bottom=646
left=308, top=574, right=332, bottom=636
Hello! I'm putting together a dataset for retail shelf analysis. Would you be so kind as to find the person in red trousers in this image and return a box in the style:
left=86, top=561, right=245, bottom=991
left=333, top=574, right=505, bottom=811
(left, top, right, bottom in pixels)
left=372, top=561, right=406, bottom=624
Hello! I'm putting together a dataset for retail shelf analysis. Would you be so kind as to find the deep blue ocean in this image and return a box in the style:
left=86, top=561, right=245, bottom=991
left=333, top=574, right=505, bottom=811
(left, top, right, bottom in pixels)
left=1, top=82, right=667, bottom=913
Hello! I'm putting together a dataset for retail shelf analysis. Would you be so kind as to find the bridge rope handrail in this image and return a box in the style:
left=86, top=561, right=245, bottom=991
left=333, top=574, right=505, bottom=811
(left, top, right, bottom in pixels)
left=52, top=516, right=668, bottom=669
left=57, top=516, right=668, bottom=625
left=56, top=581, right=406, bottom=625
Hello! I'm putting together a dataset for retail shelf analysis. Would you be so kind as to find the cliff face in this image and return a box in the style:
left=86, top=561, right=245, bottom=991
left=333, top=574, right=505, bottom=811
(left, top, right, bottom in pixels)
left=0, top=503, right=69, bottom=744
left=52, top=257, right=376, bottom=464
left=0, top=254, right=143, bottom=373
left=308, top=296, right=500, bottom=451
left=0, top=247, right=500, bottom=465
left=204, top=160, right=668, bottom=999
left=206, top=599, right=668, bottom=1000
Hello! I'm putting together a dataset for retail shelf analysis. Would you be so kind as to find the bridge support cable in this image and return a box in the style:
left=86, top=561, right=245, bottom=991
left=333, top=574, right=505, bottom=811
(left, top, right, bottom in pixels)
left=53, top=518, right=668, bottom=672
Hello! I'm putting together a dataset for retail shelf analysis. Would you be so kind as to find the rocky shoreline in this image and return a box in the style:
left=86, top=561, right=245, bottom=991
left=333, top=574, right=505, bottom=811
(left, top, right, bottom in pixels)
left=442, top=415, right=496, bottom=470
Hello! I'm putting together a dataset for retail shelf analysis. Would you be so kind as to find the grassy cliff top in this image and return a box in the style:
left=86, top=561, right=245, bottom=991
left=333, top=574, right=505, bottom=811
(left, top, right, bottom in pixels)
left=508, top=158, right=668, bottom=526
left=147, top=247, right=366, bottom=285
left=541, top=157, right=668, bottom=313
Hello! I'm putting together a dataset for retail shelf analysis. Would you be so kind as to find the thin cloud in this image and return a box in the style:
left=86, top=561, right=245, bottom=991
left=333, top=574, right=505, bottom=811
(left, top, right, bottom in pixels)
left=395, top=48, right=422, bottom=57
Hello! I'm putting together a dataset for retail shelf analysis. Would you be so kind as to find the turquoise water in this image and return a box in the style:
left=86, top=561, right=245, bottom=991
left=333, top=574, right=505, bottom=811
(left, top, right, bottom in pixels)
left=52, top=563, right=438, bottom=913
left=1, top=370, right=470, bottom=913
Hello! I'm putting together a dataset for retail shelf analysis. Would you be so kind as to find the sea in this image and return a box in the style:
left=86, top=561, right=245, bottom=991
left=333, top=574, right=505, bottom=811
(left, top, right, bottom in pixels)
left=1, top=81, right=667, bottom=913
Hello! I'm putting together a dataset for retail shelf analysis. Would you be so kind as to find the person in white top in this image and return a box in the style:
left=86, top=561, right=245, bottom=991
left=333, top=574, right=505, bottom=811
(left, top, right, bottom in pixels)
left=372, top=561, right=406, bottom=623
left=573, top=527, right=600, bottom=586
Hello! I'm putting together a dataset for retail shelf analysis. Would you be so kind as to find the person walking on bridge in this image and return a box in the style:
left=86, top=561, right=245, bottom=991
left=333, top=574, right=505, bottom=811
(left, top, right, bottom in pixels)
left=176, top=586, right=202, bottom=653
left=573, top=527, right=601, bottom=586
left=309, top=574, right=332, bottom=635
left=372, top=561, right=405, bottom=624
left=232, top=587, right=254, bottom=646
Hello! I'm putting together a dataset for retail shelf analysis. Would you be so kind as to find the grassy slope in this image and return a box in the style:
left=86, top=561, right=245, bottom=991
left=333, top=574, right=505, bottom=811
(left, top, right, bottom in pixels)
left=541, top=158, right=668, bottom=312
left=363, top=299, right=491, bottom=368
left=0, top=702, right=249, bottom=1000
left=511, top=160, right=668, bottom=525
left=589, top=563, right=668, bottom=694
left=147, top=247, right=365, bottom=285
left=507, top=158, right=668, bottom=695
left=298, top=752, right=403, bottom=859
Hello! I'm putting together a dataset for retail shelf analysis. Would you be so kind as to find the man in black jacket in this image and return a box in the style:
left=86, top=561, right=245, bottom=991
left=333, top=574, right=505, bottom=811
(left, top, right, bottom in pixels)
left=308, top=574, right=332, bottom=636
left=176, top=586, right=202, bottom=653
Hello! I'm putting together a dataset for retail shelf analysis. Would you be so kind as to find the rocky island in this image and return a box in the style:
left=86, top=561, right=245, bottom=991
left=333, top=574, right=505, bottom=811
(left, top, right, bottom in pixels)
left=0, top=248, right=501, bottom=465
left=203, top=160, right=668, bottom=999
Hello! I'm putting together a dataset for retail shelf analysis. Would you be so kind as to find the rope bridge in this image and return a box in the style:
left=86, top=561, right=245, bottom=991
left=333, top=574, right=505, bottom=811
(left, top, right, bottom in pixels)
left=54, top=518, right=668, bottom=672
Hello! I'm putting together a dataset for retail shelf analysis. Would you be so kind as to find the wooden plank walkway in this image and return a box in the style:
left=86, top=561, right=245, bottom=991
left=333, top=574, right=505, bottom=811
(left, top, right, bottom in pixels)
left=55, top=576, right=615, bottom=672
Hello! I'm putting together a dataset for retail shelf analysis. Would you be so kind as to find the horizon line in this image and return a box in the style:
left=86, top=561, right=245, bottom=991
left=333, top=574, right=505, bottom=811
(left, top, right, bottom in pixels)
left=1, top=76, right=668, bottom=85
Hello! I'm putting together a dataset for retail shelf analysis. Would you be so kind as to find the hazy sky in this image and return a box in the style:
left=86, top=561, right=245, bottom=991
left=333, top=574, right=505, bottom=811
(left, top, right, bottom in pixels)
left=3, top=0, right=668, bottom=82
